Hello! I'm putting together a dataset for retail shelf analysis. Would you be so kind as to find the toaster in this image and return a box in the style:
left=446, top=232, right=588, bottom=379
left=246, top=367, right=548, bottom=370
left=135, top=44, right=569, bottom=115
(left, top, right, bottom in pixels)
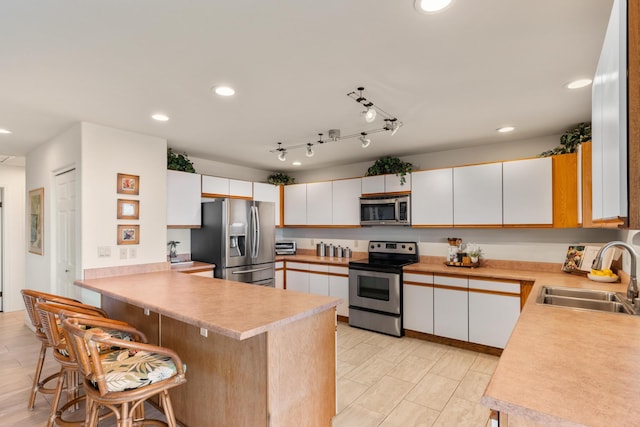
left=275, top=240, right=297, bottom=255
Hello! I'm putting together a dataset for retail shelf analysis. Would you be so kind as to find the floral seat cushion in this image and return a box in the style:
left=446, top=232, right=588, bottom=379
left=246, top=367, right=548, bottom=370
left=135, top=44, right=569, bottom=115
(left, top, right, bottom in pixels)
left=95, top=349, right=179, bottom=392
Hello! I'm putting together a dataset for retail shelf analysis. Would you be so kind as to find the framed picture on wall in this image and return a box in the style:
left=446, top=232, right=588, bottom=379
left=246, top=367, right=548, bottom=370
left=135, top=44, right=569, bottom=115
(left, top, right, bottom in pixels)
left=117, top=224, right=140, bottom=245
left=28, top=187, right=44, bottom=255
left=117, top=199, right=139, bottom=220
left=117, top=173, right=139, bottom=195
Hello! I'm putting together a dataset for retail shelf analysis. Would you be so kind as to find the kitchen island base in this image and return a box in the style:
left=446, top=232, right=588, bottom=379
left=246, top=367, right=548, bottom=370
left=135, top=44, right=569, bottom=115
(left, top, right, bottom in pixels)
left=102, top=295, right=337, bottom=427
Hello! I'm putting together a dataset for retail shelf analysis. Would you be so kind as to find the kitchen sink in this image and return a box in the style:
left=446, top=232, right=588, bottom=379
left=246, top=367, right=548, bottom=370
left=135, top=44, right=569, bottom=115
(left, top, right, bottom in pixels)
left=537, top=286, right=635, bottom=315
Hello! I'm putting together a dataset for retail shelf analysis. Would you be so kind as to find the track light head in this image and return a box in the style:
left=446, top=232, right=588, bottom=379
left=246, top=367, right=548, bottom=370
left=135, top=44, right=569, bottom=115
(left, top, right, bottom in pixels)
left=362, top=107, right=376, bottom=123
left=359, top=132, right=371, bottom=148
left=306, top=143, right=314, bottom=157
left=278, top=150, right=287, bottom=161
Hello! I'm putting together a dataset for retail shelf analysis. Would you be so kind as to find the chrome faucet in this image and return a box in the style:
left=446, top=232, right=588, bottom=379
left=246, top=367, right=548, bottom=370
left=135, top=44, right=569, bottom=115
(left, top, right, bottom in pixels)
left=592, top=241, right=639, bottom=304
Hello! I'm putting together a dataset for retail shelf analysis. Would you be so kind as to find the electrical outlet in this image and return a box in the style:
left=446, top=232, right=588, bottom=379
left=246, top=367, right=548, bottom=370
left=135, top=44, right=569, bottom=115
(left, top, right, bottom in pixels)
left=310, top=239, right=315, bottom=246
left=354, top=240, right=359, bottom=248
left=200, top=328, right=208, bottom=338
left=119, top=248, right=128, bottom=259
left=129, top=247, right=137, bottom=259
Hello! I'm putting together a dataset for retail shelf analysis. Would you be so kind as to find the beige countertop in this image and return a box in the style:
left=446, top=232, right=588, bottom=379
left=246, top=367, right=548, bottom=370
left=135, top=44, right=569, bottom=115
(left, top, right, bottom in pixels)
left=277, top=253, right=640, bottom=425
left=169, top=260, right=214, bottom=273
left=479, top=271, right=640, bottom=427
left=75, top=271, right=339, bottom=341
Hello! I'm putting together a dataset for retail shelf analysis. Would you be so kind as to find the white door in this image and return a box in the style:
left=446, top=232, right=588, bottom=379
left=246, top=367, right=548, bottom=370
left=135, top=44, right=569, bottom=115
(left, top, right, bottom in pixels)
left=55, top=170, right=77, bottom=298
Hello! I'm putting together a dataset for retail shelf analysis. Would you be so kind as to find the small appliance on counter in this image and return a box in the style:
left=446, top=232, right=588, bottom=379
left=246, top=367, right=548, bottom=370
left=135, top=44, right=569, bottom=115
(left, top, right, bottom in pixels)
left=275, top=240, right=297, bottom=255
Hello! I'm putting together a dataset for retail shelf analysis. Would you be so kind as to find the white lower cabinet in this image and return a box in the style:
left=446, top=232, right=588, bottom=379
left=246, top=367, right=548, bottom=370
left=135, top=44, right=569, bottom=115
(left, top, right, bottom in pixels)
left=433, top=275, right=469, bottom=341
left=308, top=264, right=330, bottom=296
left=468, top=279, right=520, bottom=348
left=285, top=262, right=309, bottom=293
left=275, top=261, right=284, bottom=289
left=328, top=266, right=349, bottom=317
left=403, top=272, right=434, bottom=334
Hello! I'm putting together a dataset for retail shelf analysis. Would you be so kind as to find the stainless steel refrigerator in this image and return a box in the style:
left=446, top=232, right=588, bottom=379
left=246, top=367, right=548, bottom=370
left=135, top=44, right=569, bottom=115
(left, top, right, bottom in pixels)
left=191, top=199, right=276, bottom=287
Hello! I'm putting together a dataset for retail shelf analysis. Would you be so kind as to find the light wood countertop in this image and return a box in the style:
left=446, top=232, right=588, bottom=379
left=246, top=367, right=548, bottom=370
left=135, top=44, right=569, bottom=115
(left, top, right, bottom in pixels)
left=169, top=261, right=214, bottom=273
left=75, top=271, right=339, bottom=341
left=277, top=253, right=640, bottom=425
left=477, top=270, right=640, bottom=427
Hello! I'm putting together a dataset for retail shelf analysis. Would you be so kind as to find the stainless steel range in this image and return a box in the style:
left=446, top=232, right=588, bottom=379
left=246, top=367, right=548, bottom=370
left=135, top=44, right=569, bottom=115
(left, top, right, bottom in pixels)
left=348, top=241, right=418, bottom=337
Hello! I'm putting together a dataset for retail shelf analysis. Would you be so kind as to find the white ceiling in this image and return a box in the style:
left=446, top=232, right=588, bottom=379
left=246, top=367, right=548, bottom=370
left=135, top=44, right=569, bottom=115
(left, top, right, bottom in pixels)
left=0, top=0, right=613, bottom=172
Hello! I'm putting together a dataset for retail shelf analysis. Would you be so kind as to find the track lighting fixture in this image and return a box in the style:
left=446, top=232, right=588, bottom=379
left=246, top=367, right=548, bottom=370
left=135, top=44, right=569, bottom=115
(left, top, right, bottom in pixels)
left=363, top=107, right=376, bottom=123
left=359, top=132, right=371, bottom=148
left=270, top=86, right=402, bottom=162
left=276, top=142, right=287, bottom=161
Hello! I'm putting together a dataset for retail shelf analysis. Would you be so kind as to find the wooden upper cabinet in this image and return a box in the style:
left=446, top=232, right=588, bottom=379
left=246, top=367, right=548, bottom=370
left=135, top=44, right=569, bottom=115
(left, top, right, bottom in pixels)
left=411, top=168, right=453, bottom=227
left=503, top=157, right=553, bottom=226
left=453, top=163, right=503, bottom=226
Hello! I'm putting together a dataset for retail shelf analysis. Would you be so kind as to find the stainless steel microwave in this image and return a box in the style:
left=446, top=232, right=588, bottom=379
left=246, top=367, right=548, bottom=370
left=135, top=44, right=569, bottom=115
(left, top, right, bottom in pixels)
left=359, top=195, right=410, bottom=225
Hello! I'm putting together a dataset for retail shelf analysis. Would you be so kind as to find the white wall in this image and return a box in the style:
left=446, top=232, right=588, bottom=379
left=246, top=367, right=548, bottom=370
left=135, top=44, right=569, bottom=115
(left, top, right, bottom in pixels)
left=290, top=134, right=560, bottom=183
left=25, top=124, right=82, bottom=299
left=0, top=165, right=26, bottom=312
left=81, top=123, right=167, bottom=268
left=189, top=155, right=271, bottom=182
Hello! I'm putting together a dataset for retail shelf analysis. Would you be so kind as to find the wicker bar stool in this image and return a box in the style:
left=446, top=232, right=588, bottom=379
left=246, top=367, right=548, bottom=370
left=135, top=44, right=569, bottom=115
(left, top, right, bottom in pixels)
left=20, top=289, right=108, bottom=410
left=63, top=316, right=187, bottom=427
left=35, top=301, right=131, bottom=427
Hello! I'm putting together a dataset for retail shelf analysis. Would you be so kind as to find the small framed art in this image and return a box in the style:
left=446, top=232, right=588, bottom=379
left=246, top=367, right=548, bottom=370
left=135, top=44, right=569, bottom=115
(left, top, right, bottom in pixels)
left=117, top=199, right=139, bottom=220
left=117, top=173, right=139, bottom=195
left=117, top=224, right=140, bottom=245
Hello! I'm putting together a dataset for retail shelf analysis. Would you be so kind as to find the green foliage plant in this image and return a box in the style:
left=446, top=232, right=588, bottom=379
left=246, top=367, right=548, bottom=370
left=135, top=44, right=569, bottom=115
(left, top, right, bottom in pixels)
left=167, top=148, right=196, bottom=173
left=539, top=122, right=591, bottom=157
left=365, top=156, right=413, bottom=185
left=267, top=173, right=295, bottom=185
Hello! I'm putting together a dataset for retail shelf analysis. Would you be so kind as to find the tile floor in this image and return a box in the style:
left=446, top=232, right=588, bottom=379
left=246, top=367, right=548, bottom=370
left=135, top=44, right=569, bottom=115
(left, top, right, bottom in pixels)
left=0, top=310, right=497, bottom=426
left=334, top=322, right=496, bottom=427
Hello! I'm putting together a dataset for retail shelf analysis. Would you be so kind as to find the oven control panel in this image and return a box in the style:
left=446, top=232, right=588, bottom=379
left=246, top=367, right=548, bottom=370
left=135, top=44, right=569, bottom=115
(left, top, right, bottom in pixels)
left=368, top=241, right=416, bottom=255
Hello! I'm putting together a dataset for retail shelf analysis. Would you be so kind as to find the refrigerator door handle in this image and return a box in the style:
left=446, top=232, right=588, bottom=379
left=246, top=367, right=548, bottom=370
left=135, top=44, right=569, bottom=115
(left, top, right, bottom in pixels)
left=231, top=266, right=272, bottom=274
left=253, top=206, right=260, bottom=258
left=250, top=205, right=256, bottom=259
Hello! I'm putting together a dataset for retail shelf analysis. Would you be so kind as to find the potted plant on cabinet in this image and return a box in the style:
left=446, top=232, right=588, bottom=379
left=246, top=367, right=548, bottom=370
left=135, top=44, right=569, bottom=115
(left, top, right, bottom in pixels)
left=167, top=148, right=196, bottom=173
left=366, top=156, right=413, bottom=185
left=539, top=122, right=591, bottom=157
left=267, top=173, right=295, bottom=186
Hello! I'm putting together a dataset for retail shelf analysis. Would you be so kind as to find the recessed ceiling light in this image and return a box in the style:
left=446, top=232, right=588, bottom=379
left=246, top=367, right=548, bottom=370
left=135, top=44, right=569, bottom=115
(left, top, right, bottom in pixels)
left=0, top=128, right=12, bottom=134
left=213, top=86, right=235, bottom=97
left=566, top=79, right=593, bottom=89
left=292, top=161, right=301, bottom=166
left=497, top=126, right=515, bottom=133
left=414, top=0, right=454, bottom=13
left=151, top=113, right=169, bottom=122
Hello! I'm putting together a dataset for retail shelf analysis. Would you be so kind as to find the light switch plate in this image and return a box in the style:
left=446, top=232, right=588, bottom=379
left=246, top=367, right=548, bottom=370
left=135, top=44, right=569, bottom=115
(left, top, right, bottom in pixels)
left=120, top=248, right=128, bottom=259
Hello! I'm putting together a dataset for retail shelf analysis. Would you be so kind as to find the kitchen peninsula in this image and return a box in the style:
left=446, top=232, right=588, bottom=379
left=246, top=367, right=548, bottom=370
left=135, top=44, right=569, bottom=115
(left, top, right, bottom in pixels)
left=75, top=271, right=340, bottom=427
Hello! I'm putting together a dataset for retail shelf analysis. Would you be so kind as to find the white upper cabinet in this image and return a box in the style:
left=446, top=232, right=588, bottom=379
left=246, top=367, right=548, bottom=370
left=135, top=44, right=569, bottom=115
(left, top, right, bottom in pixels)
left=361, top=174, right=410, bottom=194
left=167, top=170, right=202, bottom=227
left=202, top=175, right=229, bottom=197
left=284, top=184, right=307, bottom=225
left=253, top=182, right=281, bottom=227
left=306, top=182, right=333, bottom=225
left=453, top=163, right=503, bottom=225
left=229, top=179, right=253, bottom=198
left=385, top=174, right=411, bottom=193
left=361, top=175, right=385, bottom=194
left=592, top=0, right=627, bottom=220
left=502, top=157, right=553, bottom=225
left=332, top=178, right=362, bottom=226
left=411, top=168, right=453, bottom=226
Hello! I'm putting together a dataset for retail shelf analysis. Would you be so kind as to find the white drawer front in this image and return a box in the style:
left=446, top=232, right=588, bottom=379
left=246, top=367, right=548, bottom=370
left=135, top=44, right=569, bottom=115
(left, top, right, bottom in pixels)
left=468, top=279, right=520, bottom=294
left=329, top=266, right=348, bottom=275
left=404, top=273, right=434, bottom=285
left=309, top=263, right=330, bottom=273
left=434, top=275, right=468, bottom=288
left=287, top=262, right=309, bottom=271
